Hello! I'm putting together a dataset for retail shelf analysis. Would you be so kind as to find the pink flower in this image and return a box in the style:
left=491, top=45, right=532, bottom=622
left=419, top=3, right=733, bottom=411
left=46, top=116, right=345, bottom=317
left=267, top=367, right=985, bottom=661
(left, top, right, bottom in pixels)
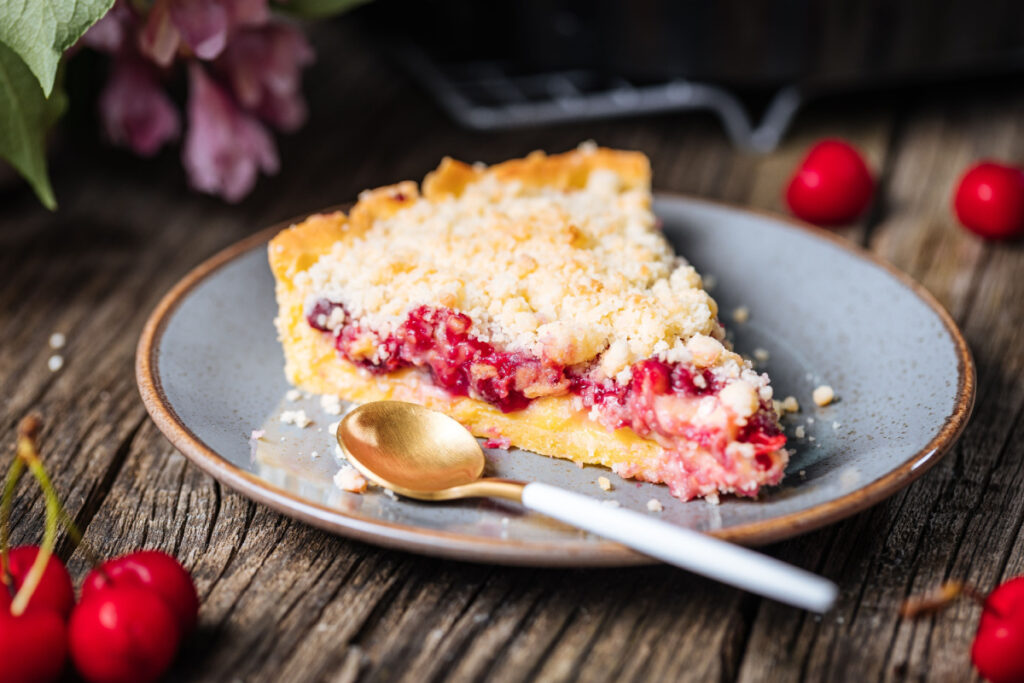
left=183, top=63, right=279, bottom=202
left=80, top=4, right=130, bottom=53
left=139, top=0, right=269, bottom=66
left=100, top=60, right=180, bottom=156
left=217, top=23, right=314, bottom=131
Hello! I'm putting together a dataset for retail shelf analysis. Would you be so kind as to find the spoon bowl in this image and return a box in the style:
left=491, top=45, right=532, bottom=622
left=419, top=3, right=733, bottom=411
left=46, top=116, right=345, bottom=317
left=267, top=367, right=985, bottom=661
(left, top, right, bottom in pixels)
left=340, top=401, right=525, bottom=502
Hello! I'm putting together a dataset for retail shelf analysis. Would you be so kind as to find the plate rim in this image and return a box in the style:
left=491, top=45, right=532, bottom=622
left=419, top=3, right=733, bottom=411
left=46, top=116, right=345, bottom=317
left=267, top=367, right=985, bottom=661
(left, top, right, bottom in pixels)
left=136, top=193, right=975, bottom=567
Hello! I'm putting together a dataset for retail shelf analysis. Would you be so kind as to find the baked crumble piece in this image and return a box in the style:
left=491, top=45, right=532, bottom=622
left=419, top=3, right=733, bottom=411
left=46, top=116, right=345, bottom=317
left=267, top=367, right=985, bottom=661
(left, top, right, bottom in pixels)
left=269, top=144, right=788, bottom=502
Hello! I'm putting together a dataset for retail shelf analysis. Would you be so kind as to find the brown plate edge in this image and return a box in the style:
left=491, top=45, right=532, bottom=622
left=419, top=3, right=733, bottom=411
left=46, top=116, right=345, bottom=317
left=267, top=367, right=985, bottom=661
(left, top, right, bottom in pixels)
left=134, top=194, right=976, bottom=567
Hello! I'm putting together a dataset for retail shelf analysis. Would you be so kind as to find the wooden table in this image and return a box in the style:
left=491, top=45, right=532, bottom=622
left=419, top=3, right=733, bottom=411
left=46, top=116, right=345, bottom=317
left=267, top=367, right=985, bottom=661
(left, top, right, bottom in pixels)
left=2, top=20, right=1022, bottom=682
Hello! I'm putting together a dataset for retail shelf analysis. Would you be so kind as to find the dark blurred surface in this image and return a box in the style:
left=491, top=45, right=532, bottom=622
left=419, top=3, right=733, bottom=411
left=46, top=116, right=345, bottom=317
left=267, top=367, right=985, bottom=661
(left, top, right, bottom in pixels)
left=367, top=0, right=1024, bottom=88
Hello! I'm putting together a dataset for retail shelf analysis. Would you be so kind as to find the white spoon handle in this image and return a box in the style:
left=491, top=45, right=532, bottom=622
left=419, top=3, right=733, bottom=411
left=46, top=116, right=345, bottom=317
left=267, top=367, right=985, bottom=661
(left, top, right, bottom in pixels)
left=520, top=482, right=837, bottom=613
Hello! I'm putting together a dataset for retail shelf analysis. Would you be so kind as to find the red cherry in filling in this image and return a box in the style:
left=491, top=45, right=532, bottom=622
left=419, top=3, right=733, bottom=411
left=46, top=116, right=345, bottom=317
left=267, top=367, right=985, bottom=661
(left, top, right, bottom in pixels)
left=953, top=162, right=1024, bottom=240
left=785, top=139, right=875, bottom=226
left=4, top=545, right=76, bottom=618
left=69, top=586, right=181, bottom=683
left=81, top=550, right=199, bottom=634
left=972, top=577, right=1024, bottom=683
left=0, top=602, right=68, bottom=683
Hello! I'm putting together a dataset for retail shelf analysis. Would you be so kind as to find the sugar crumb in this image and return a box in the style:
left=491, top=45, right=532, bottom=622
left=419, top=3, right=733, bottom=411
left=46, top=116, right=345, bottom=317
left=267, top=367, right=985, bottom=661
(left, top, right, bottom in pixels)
left=320, top=394, right=343, bottom=415
left=285, top=389, right=302, bottom=402
left=328, top=421, right=340, bottom=436
left=832, top=421, right=841, bottom=430
left=333, top=466, right=367, bottom=493
left=813, top=384, right=835, bottom=406
left=795, top=425, right=806, bottom=438
left=597, top=476, right=612, bottom=491
left=48, top=333, right=66, bottom=349
left=646, top=498, right=664, bottom=512
left=311, top=450, right=320, bottom=459
left=47, top=355, right=64, bottom=372
left=250, top=429, right=265, bottom=440
left=280, top=409, right=312, bottom=428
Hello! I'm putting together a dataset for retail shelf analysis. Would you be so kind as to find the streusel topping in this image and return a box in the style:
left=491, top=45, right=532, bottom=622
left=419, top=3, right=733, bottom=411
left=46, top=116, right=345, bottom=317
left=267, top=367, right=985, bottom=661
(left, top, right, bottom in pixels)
left=302, top=152, right=722, bottom=379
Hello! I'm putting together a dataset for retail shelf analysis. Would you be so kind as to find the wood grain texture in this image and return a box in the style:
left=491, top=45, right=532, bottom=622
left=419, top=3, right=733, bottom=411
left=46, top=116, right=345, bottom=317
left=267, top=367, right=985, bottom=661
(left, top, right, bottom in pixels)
left=1, top=19, right=1020, bottom=682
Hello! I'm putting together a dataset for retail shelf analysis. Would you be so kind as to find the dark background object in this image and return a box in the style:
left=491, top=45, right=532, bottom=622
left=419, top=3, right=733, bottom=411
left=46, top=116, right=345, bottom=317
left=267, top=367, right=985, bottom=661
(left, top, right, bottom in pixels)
left=362, top=0, right=1024, bottom=148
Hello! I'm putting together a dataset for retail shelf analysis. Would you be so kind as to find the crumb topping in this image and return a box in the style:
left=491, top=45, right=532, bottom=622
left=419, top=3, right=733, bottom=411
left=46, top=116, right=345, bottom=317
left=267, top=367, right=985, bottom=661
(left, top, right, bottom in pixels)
left=303, top=148, right=721, bottom=378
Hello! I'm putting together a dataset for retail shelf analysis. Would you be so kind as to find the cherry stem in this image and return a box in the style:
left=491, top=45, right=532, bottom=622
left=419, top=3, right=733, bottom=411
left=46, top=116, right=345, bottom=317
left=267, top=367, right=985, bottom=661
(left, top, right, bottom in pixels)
left=1, top=457, right=26, bottom=593
left=10, top=417, right=57, bottom=617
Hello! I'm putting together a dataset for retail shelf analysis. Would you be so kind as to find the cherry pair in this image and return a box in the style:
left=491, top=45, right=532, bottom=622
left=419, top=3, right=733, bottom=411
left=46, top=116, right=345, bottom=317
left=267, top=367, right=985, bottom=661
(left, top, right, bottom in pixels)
left=1, top=546, right=198, bottom=683
left=785, top=139, right=1024, bottom=241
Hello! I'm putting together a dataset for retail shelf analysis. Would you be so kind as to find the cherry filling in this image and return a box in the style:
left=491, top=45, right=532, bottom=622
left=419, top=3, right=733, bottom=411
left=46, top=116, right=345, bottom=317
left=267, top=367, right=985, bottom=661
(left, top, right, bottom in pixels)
left=306, top=300, right=785, bottom=460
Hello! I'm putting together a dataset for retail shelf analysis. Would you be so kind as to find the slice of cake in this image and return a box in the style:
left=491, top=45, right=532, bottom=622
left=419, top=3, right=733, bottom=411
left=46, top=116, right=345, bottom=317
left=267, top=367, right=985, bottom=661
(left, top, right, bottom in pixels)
left=268, top=144, right=787, bottom=501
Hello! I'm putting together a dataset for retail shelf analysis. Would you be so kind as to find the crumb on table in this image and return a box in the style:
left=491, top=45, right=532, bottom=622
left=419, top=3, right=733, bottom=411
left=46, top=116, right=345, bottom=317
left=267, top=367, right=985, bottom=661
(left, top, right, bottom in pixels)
left=47, top=355, right=64, bottom=372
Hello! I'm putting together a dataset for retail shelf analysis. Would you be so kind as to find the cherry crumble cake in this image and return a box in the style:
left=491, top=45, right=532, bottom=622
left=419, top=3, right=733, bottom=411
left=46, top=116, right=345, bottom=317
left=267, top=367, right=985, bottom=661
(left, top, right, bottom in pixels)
left=268, top=144, right=787, bottom=502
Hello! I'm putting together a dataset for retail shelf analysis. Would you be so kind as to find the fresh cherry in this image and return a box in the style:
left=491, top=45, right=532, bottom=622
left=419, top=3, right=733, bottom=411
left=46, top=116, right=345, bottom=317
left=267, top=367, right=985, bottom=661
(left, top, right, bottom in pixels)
left=972, top=576, right=1024, bottom=683
left=3, top=545, right=75, bottom=618
left=69, top=586, right=181, bottom=683
left=785, top=139, right=875, bottom=226
left=953, top=161, right=1024, bottom=240
left=0, top=604, right=68, bottom=683
left=81, top=550, right=199, bottom=633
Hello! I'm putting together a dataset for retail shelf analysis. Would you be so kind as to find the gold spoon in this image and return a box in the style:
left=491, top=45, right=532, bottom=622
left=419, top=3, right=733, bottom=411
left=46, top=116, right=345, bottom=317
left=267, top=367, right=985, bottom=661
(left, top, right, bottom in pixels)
left=339, top=401, right=837, bottom=612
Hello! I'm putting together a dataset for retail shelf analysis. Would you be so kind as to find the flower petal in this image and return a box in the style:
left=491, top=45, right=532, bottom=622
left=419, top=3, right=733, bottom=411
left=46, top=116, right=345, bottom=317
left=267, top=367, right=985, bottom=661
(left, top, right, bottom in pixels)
left=223, top=0, right=270, bottom=27
left=100, top=60, right=180, bottom=156
left=217, top=22, right=314, bottom=131
left=170, top=0, right=229, bottom=60
left=183, top=63, right=278, bottom=202
left=138, top=0, right=180, bottom=66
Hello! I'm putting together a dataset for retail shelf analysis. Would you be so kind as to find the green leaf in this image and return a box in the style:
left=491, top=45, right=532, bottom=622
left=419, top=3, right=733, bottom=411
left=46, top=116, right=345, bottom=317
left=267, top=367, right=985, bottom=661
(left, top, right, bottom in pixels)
left=276, top=0, right=371, bottom=20
left=0, top=42, right=66, bottom=210
left=0, top=0, right=114, bottom=96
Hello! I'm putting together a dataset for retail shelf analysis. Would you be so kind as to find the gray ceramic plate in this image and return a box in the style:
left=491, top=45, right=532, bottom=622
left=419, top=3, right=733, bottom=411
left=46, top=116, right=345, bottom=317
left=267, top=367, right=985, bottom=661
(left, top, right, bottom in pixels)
left=137, top=195, right=974, bottom=567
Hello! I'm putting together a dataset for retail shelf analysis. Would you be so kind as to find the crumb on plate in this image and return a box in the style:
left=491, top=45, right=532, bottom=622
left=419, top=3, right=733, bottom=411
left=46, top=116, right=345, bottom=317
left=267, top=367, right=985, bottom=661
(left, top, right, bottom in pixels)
left=333, top=466, right=367, bottom=493
left=280, top=409, right=312, bottom=428
left=813, top=384, right=835, bottom=406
